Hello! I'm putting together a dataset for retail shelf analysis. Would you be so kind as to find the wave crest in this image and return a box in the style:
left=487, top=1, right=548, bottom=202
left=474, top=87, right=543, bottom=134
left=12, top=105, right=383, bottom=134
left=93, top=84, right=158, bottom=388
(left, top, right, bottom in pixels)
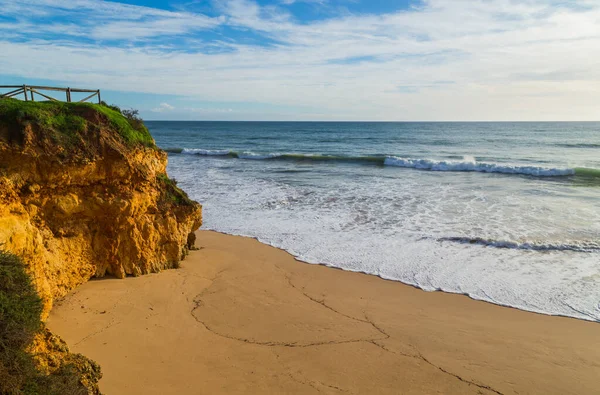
left=238, top=152, right=281, bottom=160
left=440, top=237, right=600, bottom=253
left=181, top=148, right=232, bottom=156
left=384, top=156, right=575, bottom=176
left=164, top=148, right=598, bottom=178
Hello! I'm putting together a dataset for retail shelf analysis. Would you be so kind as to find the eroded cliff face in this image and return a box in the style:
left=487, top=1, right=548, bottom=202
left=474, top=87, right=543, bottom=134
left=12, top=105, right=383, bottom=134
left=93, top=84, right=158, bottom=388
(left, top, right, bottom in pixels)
left=0, top=101, right=202, bottom=316
left=0, top=101, right=201, bottom=393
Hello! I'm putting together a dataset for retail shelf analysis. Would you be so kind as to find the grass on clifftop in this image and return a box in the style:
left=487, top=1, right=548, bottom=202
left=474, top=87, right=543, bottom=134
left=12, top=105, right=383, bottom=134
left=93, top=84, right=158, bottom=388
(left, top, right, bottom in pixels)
left=0, top=98, right=155, bottom=148
left=95, top=102, right=155, bottom=146
left=0, top=251, right=90, bottom=395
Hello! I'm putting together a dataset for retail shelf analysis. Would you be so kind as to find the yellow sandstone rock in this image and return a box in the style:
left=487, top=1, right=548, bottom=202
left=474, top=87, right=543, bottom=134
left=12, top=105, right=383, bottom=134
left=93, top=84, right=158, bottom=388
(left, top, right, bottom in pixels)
left=0, top=99, right=202, bottom=394
left=0, top=105, right=202, bottom=318
left=0, top=101, right=201, bottom=393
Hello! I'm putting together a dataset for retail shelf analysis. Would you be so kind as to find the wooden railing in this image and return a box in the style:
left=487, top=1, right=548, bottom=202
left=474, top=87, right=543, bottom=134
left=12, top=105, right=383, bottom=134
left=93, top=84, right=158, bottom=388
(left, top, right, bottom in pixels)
left=0, top=85, right=101, bottom=104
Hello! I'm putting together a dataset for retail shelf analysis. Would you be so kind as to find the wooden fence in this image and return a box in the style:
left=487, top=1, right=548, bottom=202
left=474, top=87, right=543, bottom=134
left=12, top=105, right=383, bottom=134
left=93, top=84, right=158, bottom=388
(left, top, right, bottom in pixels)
left=0, top=85, right=101, bottom=104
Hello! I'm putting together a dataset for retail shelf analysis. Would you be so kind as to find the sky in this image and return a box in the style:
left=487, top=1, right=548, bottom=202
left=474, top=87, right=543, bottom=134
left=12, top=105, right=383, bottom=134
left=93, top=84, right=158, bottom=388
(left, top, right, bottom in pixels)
left=0, top=0, right=599, bottom=121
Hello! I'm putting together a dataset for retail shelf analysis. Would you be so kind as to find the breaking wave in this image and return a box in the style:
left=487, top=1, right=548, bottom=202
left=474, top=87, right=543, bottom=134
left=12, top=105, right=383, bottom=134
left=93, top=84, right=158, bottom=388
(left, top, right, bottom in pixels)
left=383, top=156, right=575, bottom=176
left=440, top=237, right=600, bottom=253
left=164, top=148, right=600, bottom=179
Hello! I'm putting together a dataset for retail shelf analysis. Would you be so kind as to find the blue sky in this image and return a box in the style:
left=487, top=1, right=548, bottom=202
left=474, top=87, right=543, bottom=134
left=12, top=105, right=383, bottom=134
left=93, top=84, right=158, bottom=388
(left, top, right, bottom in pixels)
left=1, top=0, right=599, bottom=120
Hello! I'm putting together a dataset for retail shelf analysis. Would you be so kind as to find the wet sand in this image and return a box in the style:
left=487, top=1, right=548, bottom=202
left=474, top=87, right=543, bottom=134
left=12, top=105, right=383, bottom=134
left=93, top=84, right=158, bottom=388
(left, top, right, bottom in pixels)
left=48, top=230, right=600, bottom=394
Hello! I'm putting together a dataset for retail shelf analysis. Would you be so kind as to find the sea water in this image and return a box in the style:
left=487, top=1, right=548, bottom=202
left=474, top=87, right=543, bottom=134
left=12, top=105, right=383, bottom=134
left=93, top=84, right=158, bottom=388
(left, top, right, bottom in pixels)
left=148, top=121, right=600, bottom=321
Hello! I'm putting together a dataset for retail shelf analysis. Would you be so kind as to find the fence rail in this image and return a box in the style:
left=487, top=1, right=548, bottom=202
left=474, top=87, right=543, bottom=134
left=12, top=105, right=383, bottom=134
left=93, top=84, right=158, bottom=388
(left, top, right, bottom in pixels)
left=0, top=85, right=101, bottom=104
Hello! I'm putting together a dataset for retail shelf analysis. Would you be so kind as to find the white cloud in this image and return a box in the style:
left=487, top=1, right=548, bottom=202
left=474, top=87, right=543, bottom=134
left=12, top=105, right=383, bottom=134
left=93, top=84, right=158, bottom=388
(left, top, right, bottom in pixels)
left=152, top=102, right=176, bottom=112
left=0, top=0, right=223, bottom=40
left=1, top=0, right=600, bottom=120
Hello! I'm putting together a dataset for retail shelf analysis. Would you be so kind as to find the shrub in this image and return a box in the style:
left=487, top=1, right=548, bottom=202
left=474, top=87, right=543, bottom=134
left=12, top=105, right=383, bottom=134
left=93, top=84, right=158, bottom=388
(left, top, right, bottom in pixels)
left=121, top=108, right=145, bottom=131
left=0, top=250, right=43, bottom=354
left=95, top=102, right=154, bottom=147
left=0, top=251, right=91, bottom=395
left=156, top=173, right=194, bottom=206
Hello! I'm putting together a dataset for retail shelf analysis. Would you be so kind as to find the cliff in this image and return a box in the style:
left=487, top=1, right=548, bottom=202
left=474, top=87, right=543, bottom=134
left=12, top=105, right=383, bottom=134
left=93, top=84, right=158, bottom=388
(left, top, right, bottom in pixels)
left=0, top=98, right=202, bottom=393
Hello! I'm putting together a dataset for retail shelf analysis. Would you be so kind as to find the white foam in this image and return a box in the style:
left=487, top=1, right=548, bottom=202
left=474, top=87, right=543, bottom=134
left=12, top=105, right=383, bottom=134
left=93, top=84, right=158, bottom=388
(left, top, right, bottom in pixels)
left=182, top=148, right=231, bottom=156
left=384, top=156, right=575, bottom=176
left=174, top=149, right=578, bottom=178
left=167, top=154, right=600, bottom=323
left=238, top=151, right=281, bottom=159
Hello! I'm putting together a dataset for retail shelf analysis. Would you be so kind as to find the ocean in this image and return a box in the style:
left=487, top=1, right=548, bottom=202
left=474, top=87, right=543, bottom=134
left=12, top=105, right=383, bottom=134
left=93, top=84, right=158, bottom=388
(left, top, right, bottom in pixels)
left=148, top=121, right=600, bottom=322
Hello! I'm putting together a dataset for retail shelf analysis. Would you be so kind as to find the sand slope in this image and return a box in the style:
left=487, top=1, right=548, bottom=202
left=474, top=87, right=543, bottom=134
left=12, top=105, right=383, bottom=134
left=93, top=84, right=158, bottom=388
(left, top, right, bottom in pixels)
left=48, top=231, right=600, bottom=394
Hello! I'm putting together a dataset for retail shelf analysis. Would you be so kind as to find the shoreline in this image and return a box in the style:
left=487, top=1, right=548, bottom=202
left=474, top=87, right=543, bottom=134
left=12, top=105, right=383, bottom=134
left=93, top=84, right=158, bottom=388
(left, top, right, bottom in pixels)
left=200, top=229, right=599, bottom=323
left=48, top=230, right=600, bottom=394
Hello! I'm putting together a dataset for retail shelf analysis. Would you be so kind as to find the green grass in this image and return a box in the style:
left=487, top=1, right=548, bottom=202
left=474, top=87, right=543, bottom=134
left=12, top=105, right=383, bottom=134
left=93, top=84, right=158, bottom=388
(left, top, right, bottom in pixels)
left=0, top=100, right=87, bottom=148
left=157, top=173, right=195, bottom=206
left=93, top=103, right=155, bottom=146
left=0, top=251, right=95, bottom=395
left=0, top=251, right=43, bottom=351
left=0, top=98, right=155, bottom=148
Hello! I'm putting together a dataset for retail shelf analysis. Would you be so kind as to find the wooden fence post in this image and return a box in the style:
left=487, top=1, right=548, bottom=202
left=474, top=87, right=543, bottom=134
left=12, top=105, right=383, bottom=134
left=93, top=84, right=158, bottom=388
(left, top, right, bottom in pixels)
left=1, top=85, right=102, bottom=103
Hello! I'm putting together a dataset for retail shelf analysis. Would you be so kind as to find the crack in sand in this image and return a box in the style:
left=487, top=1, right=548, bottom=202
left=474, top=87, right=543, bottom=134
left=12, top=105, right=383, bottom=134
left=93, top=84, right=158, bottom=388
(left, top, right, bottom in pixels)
left=74, top=319, right=120, bottom=346
left=190, top=270, right=388, bottom=348
left=284, top=275, right=390, bottom=341
left=190, top=268, right=504, bottom=395
left=286, top=372, right=352, bottom=394
left=191, top=298, right=382, bottom=348
left=285, top=274, right=505, bottom=395
left=416, top=351, right=505, bottom=395
left=272, top=348, right=353, bottom=394
left=368, top=340, right=414, bottom=357
left=367, top=340, right=505, bottom=395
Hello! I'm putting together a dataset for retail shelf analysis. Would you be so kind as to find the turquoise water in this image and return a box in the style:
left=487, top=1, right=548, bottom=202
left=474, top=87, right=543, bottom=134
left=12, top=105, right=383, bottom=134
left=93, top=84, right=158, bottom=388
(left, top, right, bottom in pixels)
left=149, top=121, right=600, bottom=321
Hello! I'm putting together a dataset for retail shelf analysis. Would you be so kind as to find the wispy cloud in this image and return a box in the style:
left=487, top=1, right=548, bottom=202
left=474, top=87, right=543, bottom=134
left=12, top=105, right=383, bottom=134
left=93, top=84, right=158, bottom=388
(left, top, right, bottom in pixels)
left=1, top=0, right=599, bottom=120
left=152, top=102, right=176, bottom=112
left=0, top=0, right=223, bottom=41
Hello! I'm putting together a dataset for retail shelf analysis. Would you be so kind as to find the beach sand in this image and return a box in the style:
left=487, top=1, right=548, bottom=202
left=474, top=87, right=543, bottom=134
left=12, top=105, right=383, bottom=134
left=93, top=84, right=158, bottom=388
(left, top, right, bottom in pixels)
left=48, top=230, right=600, bottom=394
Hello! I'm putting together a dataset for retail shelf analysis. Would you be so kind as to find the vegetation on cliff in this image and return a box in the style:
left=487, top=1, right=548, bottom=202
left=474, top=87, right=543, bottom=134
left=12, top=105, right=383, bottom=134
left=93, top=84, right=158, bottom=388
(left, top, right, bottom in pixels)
left=0, top=97, right=202, bottom=394
left=0, top=97, right=201, bottom=295
left=157, top=174, right=195, bottom=207
left=0, top=251, right=101, bottom=394
left=0, top=98, right=154, bottom=148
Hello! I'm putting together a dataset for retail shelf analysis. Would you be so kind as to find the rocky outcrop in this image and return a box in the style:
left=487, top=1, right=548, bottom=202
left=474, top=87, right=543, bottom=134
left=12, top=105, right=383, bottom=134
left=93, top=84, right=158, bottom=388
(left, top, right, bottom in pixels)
left=29, top=327, right=103, bottom=394
left=0, top=99, right=202, bottom=393
left=0, top=101, right=202, bottom=316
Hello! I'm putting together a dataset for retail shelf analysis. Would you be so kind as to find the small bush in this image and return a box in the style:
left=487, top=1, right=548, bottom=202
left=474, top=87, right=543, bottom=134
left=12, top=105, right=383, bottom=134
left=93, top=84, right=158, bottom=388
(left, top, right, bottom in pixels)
left=96, top=102, right=154, bottom=147
left=0, top=251, right=91, bottom=395
left=121, top=108, right=145, bottom=131
left=0, top=251, right=43, bottom=353
left=157, top=173, right=194, bottom=206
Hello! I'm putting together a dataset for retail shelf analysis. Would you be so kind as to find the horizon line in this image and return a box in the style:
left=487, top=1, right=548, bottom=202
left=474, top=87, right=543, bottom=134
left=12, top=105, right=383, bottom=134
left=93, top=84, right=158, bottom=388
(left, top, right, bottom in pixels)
left=144, top=119, right=600, bottom=123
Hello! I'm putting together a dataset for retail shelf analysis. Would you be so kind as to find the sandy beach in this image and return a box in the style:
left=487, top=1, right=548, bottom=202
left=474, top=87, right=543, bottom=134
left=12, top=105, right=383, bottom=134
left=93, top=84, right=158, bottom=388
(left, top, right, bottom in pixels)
left=48, top=230, right=600, bottom=395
